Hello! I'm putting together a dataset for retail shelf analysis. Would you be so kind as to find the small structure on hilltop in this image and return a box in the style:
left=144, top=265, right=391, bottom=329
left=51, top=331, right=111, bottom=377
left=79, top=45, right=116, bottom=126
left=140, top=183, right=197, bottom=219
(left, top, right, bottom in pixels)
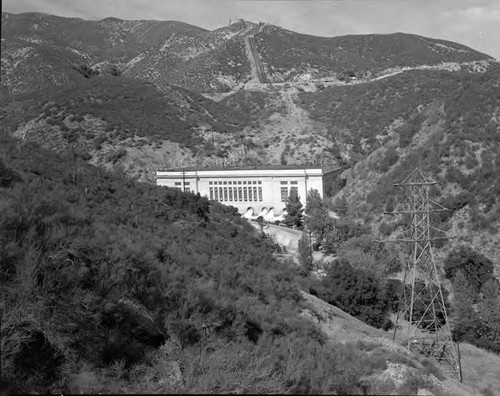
left=156, top=165, right=340, bottom=219
left=229, top=18, right=245, bottom=26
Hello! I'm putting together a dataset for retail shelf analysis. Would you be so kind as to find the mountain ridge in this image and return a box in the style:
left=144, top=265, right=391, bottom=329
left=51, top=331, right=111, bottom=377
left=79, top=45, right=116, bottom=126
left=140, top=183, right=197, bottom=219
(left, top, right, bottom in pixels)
left=1, top=11, right=495, bottom=95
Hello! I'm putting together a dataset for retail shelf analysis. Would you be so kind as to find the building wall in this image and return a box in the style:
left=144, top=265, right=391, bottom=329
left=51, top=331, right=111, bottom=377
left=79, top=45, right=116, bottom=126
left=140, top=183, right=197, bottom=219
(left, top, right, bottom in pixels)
left=156, top=168, right=327, bottom=215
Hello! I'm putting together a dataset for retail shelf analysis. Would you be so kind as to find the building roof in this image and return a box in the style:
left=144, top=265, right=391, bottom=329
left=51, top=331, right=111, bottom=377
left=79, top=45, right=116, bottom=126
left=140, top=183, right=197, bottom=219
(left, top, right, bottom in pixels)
left=158, top=164, right=340, bottom=173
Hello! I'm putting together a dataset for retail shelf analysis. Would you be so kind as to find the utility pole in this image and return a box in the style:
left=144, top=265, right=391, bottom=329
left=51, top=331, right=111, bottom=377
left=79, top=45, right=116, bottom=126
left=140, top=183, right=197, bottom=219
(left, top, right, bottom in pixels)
left=381, top=167, right=462, bottom=381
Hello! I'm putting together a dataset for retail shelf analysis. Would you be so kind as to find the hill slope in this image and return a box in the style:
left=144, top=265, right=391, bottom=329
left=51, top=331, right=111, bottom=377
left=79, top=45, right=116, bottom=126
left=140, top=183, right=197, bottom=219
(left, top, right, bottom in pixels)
left=0, top=75, right=252, bottom=179
left=322, top=64, right=500, bottom=267
left=1, top=132, right=473, bottom=395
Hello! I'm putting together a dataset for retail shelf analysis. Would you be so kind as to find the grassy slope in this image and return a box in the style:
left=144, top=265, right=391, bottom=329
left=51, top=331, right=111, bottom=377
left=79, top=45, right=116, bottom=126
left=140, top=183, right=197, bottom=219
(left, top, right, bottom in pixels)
left=301, top=291, right=500, bottom=396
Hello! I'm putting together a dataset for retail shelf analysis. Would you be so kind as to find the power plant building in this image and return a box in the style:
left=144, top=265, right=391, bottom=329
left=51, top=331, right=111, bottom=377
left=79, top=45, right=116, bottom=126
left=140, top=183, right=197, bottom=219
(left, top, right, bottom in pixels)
left=156, top=165, right=339, bottom=219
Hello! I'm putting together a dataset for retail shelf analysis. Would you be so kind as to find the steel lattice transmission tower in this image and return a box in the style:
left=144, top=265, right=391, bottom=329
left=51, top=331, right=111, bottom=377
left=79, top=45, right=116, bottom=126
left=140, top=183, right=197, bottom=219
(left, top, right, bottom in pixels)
left=384, top=167, right=462, bottom=381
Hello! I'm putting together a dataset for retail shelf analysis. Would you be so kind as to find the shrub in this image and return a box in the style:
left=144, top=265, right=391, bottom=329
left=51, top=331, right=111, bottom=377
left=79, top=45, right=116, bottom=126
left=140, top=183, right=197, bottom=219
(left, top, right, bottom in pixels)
left=443, top=246, right=494, bottom=294
left=337, top=235, right=402, bottom=276
left=322, top=217, right=369, bottom=255
left=378, top=221, right=393, bottom=236
left=317, top=259, right=391, bottom=328
left=93, top=136, right=106, bottom=150
left=451, top=270, right=500, bottom=353
left=106, top=148, right=127, bottom=163
left=381, top=319, right=394, bottom=331
left=46, top=117, right=57, bottom=126
left=379, top=145, right=399, bottom=172
left=62, top=130, right=78, bottom=143
left=74, top=64, right=100, bottom=79
left=0, top=158, right=21, bottom=188
left=438, top=191, right=471, bottom=222
left=110, top=65, right=122, bottom=77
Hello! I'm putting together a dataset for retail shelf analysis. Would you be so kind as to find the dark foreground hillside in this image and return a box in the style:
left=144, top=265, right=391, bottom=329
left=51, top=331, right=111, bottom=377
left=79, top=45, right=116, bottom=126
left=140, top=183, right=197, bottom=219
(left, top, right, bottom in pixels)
left=0, top=132, right=448, bottom=394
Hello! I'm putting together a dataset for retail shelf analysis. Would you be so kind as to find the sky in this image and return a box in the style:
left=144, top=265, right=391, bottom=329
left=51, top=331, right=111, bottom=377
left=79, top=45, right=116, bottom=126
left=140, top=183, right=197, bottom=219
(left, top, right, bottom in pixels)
left=3, top=0, right=500, bottom=60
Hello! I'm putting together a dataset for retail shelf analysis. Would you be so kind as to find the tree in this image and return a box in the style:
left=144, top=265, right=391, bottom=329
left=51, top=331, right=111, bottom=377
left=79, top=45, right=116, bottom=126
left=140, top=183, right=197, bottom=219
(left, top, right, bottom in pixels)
left=318, top=259, right=390, bottom=328
left=304, top=189, right=333, bottom=246
left=305, top=189, right=323, bottom=215
left=256, top=216, right=265, bottom=237
left=322, top=218, right=370, bottom=255
left=481, top=278, right=500, bottom=300
left=337, top=235, right=402, bottom=277
left=298, top=230, right=313, bottom=272
left=453, top=270, right=475, bottom=308
left=451, top=271, right=500, bottom=353
left=385, top=195, right=395, bottom=213
left=478, top=278, right=500, bottom=352
left=444, top=246, right=494, bottom=294
left=451, top=270, right=479, bottom=343
left=452, top=269, right=477, bottom=330
left=284, top=188, right=303, bottom=228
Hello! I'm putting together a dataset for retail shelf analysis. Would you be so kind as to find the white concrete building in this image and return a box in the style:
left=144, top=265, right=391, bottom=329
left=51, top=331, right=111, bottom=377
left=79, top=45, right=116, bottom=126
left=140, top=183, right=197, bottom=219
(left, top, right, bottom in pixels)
left=156, top=165, right=339, bottom=219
